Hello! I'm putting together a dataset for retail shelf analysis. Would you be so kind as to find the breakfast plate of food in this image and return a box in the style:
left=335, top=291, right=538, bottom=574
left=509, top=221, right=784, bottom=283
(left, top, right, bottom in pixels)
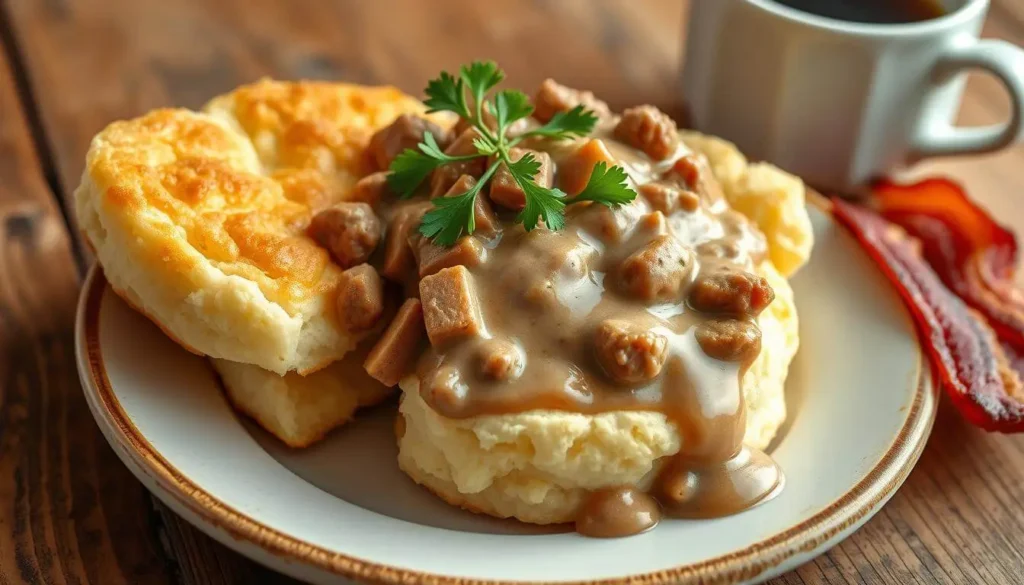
left=74, top=63, right=935, bottom=584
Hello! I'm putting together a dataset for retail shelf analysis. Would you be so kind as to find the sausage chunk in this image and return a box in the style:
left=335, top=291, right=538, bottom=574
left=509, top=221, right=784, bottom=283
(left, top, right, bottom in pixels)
left=489, top=148, right=554, bottom=210
left=689, top=269, right=775, bottom=316
left=364, top=298, right=426, bottom=386
left=336, top=264, right=385, bottom=331
left=575, top=198, right=648, bottom=245
left=670, top=154, right=724, bottom=203
left=476, top=338, right=525, bottom=382
left=430, top=128, right=487, bottom=196
left=308, top=202, right=382, bottom=268
left=533, top=78, right=611, bottom=123
left=368, top=114, right=449, bottom=171
left=368, top=113, right=448, bottom=170
left=696, top=240, right=743, bottom=262
left=559, top=139, right=617, bottom=196
left=594, top=320, right=668, bottom=384
left=381, top=203, right=430, bottom=282
left=618, top=235, right=694, bottom=301
left=695, top=318, right=762, bottom=363
left=638, top=181, right=700, bottom=214
left=614, top=105, right=679, bottom=161
left=421, top=366, right=467, bottom=416
left=419, top=265, right=486, bottom=346
left=348, top=171, right=392, bottom=207
left=416, top=236, right=487, bottom=278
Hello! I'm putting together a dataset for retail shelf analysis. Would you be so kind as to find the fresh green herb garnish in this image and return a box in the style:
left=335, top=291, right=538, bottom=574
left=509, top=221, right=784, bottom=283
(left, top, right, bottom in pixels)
left=388, top=61, right=637, bottom=245
left=568, top=162, right=636, bottom=206
left=387, top=133, right=479, bottom=197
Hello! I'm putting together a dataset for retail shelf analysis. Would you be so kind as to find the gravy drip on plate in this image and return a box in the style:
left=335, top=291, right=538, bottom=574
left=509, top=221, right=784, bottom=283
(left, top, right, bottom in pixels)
left=346, top=91, right=783, bottom=538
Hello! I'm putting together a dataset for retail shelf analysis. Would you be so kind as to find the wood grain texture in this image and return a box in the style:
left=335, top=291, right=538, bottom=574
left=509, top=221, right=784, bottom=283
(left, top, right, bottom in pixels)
left=1, top=0, right=1023, bottom=583
left=0, top=34, right=174, bottom=585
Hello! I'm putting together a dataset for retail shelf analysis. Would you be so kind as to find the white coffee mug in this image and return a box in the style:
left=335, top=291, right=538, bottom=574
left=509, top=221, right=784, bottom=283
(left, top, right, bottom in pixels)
left=682, top=0, right=1024, bottom=192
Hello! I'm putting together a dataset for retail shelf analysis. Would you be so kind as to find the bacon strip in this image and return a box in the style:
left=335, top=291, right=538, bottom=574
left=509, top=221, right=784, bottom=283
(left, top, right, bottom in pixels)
left=872, top=179, right=1024, bottom=347
left=832, top=198, right=1024, bottom=432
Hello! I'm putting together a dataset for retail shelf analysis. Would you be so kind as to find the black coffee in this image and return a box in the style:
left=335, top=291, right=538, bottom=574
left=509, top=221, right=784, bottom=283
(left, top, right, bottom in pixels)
left=773, top=0, right=947, bottom=24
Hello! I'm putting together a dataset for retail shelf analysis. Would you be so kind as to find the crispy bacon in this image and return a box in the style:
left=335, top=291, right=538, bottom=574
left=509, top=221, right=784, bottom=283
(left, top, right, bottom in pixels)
left=872, top=179, right=1024, bottom=347
left=832, top=198, right=1024, bottom=432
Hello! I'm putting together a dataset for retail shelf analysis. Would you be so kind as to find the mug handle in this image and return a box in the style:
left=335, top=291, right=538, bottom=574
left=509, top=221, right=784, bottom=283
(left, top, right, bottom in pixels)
left=912, top=37, right=1024, bottom=159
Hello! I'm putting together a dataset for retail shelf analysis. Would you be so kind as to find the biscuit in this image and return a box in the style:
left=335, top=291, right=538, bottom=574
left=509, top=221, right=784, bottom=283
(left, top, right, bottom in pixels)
left=681, top=130, right=814, bottom=278
left=75, top=80, right=441, bottom=374
left=397, top=261, right=799, bottom=525
left=213, top=339, right=392, bottom=448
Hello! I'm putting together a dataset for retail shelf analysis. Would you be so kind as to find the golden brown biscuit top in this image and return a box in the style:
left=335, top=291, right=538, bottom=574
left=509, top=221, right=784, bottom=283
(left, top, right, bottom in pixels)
left=84, top=80, right=438, bottom=314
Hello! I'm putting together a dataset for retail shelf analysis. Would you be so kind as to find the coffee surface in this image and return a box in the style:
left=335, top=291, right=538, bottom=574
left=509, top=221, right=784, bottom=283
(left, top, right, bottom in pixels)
left=773, top=0, right=946, bottom=24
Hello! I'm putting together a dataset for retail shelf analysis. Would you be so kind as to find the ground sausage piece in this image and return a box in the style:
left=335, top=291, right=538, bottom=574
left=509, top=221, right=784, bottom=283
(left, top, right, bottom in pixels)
left=421, top=366, right=471, bottom=417
left=574, top=198, right=649, bottom=245
left=419, top=265, right=487, bottom=346
left=364, top=298, right=426, bottom=387
left=696, top=240, right=743, bottom=262
left=638, top=181, right=700, bottom=214
left=381, top=203, right=430, bottom=282
left=416, top=236, right=487, bottom=278
left=472, top=194, right=500, bottom=233
left=441, top=174, right=478, bottom=200
left=618, top=235, right=694, bottom=301
left=489, top=148, right=554, bottom=210
left=559, top=139, right=617, bottom=196
left=335, top=264, right=385, bottom=331
left=614, top=105, right=679, bottom=161
left=671, top=154, right=725, bottom=203
left=430, top=128, right=487, bottom=196
left=594, top=320, right=669, bottom=384
left=348, top=172, right=392, bottom=207
left=533, top=78, right=612, bottom=123
left=308, top=202, right=382, bottom=268
left=689, top=269, right=775, bottom=316
left=476, top=339, right=525, bottom=382
left=368, top=114, right=449, bottom=171
left=695, top=318, right=762, bottom=363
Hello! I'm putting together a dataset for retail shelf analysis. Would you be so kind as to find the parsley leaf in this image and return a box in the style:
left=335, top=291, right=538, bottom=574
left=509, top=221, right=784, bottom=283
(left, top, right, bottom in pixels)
left=491, top=90, right=533, bottom=139
left=419, top=190, right=479, bottom=245
left=565, top=162, right=636, bottom=206
left=461, top=61, right=504, bottom=109
left=506, top=153, right=567, bottom=231
left=390, top=61, right=638, bottom=245
left=387, top=132, right=481, bottom=198
left=472, top=136, right=498, bottom=156
left=514, top=105, right=598, bottom=142
left=518, top=181, right=567, bottom=232
left=417, top=131, right=453, bottom=160
left=418, top=160, right=502, bottom=245
left=387, top=150, right=441, bottom=198
left=424, top=71, right=470, bottom=118
left=506, top=151, right=542, bottom=181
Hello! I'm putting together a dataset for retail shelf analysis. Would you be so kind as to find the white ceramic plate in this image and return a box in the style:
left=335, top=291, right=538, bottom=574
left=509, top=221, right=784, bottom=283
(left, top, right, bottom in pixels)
left=75, top=205, right=935, bottom=585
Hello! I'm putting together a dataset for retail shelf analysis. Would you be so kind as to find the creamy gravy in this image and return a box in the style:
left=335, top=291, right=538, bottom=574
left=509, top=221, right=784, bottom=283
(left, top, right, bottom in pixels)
left=410, top=128, right=783, bottom=537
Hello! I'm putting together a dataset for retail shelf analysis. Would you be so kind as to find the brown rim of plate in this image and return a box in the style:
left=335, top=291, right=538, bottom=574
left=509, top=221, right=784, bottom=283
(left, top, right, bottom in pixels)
left=79, top=264, right=936, bottom=585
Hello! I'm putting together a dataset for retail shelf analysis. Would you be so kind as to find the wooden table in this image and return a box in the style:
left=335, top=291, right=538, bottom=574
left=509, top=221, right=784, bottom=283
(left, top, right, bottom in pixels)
left=1, top=1, right=1023, bottom=583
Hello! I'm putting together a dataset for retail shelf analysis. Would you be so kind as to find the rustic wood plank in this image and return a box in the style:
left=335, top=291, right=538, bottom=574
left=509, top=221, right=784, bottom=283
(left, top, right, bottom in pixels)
left=0, top=0, right=684, bottom=220
left=0, top=29, right=175, bottom=585
left=3, top=0, right=1024, bottom=583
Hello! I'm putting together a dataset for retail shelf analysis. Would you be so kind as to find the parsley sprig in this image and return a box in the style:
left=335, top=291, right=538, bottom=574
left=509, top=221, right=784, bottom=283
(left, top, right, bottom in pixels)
left=387, top=61, right=637, bottom=245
